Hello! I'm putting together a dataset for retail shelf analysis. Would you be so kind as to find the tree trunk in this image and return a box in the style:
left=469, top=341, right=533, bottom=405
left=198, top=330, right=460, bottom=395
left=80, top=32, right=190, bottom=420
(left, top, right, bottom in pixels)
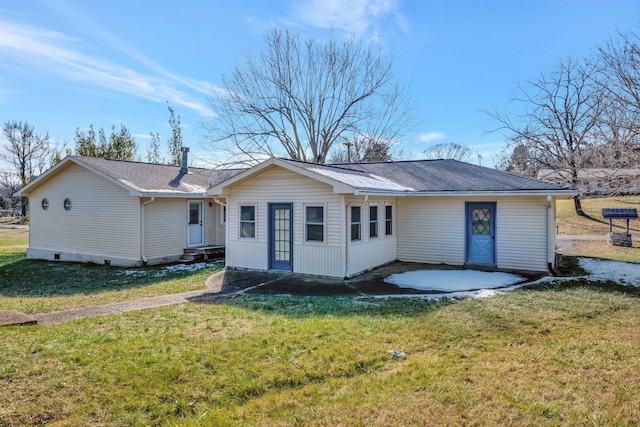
left=574, top=196, right=586, bottom=217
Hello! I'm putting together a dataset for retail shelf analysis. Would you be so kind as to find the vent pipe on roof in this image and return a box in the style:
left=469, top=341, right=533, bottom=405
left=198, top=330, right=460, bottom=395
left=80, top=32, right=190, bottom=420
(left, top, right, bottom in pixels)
left=180, top=147, right=189, bottom=174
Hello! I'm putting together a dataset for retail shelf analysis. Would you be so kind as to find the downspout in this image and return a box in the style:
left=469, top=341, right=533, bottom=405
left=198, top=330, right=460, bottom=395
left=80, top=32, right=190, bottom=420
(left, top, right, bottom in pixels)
left=341, top=195, right=347, bottom=279
left=546, top=195, right=557, bottom=276
left=140, top=197, right=155, bottom=264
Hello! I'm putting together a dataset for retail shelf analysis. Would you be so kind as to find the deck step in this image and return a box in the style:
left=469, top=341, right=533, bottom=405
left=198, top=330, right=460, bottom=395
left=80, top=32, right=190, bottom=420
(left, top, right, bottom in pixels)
left=183, top=246, right=225, bottom=261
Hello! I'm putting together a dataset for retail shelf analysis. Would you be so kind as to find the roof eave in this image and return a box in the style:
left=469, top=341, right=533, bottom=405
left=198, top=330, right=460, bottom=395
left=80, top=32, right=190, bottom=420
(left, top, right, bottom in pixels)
left=135, top=192, right=208, bottom=198
left=354, top=189, right=578, bottom=197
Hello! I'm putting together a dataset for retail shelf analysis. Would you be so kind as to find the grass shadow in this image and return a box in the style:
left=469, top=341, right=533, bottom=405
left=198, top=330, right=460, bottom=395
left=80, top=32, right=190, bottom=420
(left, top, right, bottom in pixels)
left=0, top=252, right=218, bottom=298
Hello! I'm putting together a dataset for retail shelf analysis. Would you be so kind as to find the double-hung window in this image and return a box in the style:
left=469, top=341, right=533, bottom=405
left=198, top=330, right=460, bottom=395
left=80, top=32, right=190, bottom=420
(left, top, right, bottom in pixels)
left=385, top=205, right=393, bottom=236
left=351, top=206, right=361, bottom=242
left=305, top=205, right=324, bottom=242
left=369, top=205, right=378, bottom=238
left=240, top=205, right=256, bottom=238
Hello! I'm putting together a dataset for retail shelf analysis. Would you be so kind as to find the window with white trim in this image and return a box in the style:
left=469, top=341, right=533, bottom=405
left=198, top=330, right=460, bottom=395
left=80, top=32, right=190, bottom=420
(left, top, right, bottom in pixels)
left=351, top=205, right=361, bottom=242
left=385, top=204, right=393, bottom=236
left=305, top=205, right=324, bottom=242
left=369, top=205, right=378, bottom=238
left=220, top=204, right=226, bottom=224
left=240, top=205, right=256, bottom=238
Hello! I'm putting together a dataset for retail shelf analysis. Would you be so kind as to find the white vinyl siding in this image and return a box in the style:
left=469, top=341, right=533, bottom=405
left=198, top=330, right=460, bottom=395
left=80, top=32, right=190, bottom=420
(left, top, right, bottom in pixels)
left=27, top=163, right=141, bottom=265
left=397, top=197, right=466, bottom=265
left=143, top=198, right=188, bottom=261
left=345, top=196, right=397, bottom=277
left=496, top=196, right=549, bottom=271
left=224, top=166, right=343, bottom=277
left=397, top=196, right=550, bottom=272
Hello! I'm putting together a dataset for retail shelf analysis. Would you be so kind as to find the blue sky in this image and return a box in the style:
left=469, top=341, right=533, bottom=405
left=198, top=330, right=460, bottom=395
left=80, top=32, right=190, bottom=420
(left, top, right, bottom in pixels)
left=1, top=0, right=638, bottom=171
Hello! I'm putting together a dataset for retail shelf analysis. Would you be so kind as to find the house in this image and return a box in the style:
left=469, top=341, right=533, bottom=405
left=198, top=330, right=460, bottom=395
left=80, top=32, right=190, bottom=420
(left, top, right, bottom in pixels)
left=537, top=168, right=640, bottom=195
left=16, top=151, right=243, bottom=266
left=208, top=158, right=575, bottom=278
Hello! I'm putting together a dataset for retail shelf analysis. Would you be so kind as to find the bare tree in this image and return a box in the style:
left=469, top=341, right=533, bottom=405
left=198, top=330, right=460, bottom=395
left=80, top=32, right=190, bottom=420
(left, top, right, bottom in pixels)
left=597, top=29, right=640, bottom=135
left=593, top=29, right=640, bottom=169
left=422, top=142, right=475, bottom=162
left=329, top=136, right=393, bottom=163
left=1, top=121, right=57, bottom=215
left=487, top=58, right=604, bottom=216
left=205, top=28, right=414, bottom=166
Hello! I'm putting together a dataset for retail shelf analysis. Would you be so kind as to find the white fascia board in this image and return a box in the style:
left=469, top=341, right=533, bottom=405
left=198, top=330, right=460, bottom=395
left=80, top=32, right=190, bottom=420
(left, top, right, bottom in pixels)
left=134, top=192, right=208, bottom=198
left=354, top=189, right=578, bottom=198
left=15, top=156, right=75, bottom=196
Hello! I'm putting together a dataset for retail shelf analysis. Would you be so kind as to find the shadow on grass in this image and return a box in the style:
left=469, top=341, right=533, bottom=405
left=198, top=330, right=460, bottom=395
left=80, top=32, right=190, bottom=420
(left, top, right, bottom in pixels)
left=188, top=263, right=540, bottom=318
left=0, top=252, right=214, bottom=298
left=527, top=255, right=640, bottom=297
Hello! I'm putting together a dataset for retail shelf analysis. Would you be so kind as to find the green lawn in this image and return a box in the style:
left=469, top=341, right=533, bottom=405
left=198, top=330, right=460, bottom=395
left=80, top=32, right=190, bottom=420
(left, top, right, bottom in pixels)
left=1, top=239, right=640, bottom=424
left=1, top=285, right=639, bottom=426
left=0, top=249, right=221, bottom=313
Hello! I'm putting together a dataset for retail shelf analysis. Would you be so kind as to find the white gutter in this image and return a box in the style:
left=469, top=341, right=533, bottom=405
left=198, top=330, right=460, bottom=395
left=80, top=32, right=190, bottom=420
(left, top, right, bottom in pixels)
left=140, top=197, right=155, bottom=263
left=353, top=189, right=578, bottom=197
left=132, top=191, right=208, bottom=198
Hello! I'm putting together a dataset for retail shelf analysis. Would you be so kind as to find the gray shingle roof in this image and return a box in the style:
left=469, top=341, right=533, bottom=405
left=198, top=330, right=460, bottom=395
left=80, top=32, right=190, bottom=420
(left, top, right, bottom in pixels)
left=281, top=158, right=572, bottom=193
left=75, top=156, right=245, bottom=195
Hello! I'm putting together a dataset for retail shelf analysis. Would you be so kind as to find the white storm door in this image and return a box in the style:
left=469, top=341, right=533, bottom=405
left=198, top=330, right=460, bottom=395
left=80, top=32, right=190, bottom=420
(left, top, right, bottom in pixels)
left=188, top=201, right=204, bottom=247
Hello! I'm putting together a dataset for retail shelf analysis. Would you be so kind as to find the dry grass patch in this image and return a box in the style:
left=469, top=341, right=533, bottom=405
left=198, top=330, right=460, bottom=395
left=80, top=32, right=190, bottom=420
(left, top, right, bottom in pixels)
left=556, top=196, right=640, bottom=235
left=569, top=240, right=640, bottom=263
left=0, top=228, right=28, bottom=247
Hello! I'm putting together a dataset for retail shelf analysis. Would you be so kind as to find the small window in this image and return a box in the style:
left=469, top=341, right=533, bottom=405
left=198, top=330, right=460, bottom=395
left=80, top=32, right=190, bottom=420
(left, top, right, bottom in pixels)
left=385, top=205, right=393, bottom=236
left=240, top=205, right=256, bottom=238
left=351, top=206, right=361, bottom=242
left=305, top=206, right=324, bottom=242
left=41, top=199, right=49, bottom=210
left=220, top=204, right=226, bottom=224
left=189, top=203, right=200, bottom=225
left=369, top=205, right=378, bottom=238
left=63, top=198, right=71, bottom=211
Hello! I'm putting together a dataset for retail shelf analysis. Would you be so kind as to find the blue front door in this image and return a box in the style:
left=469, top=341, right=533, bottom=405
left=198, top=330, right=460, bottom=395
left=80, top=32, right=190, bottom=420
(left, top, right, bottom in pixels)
left=269, top=203, right=293, bottom=271
left=466, top=202, right=496, bottom=265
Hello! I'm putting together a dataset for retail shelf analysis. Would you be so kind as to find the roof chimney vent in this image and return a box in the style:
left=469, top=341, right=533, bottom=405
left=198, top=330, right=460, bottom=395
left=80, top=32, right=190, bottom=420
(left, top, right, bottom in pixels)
left=180, top=147, right=189, bottom=174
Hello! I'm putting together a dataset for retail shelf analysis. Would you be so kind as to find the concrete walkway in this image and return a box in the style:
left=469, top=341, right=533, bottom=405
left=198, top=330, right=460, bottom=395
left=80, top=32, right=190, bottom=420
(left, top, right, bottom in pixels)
left=0, top=262, right=545, bottom=327
left=1, top=270, right=231, bottom=326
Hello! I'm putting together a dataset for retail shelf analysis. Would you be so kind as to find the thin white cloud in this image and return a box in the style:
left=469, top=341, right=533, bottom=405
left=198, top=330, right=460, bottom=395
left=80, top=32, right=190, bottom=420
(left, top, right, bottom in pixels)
left=289, top=0, right=408, bottom=38
left=419, top=132, right=446, bottom=143
left=0, top=19, right=214, bottom=117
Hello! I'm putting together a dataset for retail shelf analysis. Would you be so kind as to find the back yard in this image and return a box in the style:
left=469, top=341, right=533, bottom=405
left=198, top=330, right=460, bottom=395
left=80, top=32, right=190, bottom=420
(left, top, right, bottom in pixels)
left=1, top=203, right=640, bottom=425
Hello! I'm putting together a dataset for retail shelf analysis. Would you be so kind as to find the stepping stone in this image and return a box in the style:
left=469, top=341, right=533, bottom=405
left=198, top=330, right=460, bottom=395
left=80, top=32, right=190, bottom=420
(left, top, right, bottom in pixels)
left=0, top=310, right=37, bottom=326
